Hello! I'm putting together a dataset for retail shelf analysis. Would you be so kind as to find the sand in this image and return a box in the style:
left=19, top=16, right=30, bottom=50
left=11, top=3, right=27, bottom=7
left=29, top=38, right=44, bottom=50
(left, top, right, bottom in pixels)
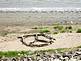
left=0, top=33, right=81, bottom=51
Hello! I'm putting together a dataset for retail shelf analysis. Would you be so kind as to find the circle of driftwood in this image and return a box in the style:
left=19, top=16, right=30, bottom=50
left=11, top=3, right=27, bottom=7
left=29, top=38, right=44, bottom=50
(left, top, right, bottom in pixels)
left=17, top=33, right=56, bottom=47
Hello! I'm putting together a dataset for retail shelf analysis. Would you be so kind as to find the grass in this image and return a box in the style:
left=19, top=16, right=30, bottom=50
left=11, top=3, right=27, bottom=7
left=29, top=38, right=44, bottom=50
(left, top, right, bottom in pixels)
left=0, top=31, right=9, bottom=37
left=76, top=45, right=81, bottom=48
left=76, top=28, right=81, bottom=33
left=0, top=47, right=78, bottom=57
left=65, top=26, right=72, bottom=30
left=0, top=44, right=81, bottom=57
left=53, top=32, right=58, bottom=34
left=39, top=29, right=50, bottom=33
left=36, top=48, right=71, bottom=53
left=0, top=51, right=33, bottom=57
left=60, top=29, right=66, bottom=33
left=53, top=25, right=63, bottom=30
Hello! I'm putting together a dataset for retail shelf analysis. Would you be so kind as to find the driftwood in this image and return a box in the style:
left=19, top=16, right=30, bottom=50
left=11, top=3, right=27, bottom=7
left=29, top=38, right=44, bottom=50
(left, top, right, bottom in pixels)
left=23, top=33, right=56, bottom=40
left=17, top=33, right=56, bottom=47
left=23, top=33, right=56, bottom=43
left=17, top=37, right=49, bottom=47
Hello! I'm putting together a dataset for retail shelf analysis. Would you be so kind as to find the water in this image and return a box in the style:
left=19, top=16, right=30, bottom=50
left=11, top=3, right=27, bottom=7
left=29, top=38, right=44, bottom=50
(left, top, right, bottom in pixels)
left=0, top=0, right=81, bottom=8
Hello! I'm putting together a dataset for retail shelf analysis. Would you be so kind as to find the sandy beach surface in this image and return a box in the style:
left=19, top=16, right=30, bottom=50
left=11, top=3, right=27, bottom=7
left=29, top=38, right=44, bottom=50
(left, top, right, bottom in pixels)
left=0, top=33, right=81, bottom=51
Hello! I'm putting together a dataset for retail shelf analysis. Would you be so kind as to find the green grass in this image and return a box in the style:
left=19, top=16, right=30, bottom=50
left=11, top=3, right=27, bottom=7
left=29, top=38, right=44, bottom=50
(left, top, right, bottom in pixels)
left=76, top=28, right=81, bottom=33
left=0, top=51, right=33, bottom=57
left=0, top=45, right=81, bottom=57
left=37, top=48, right=71, bottom=53
left=60, top=29, right=66, bottom=33
left=39, top=29, right=50, bottom=33
left=65, top=26, right=72, bottom=30
left=76, top=45, right=81, bottom=48
left=53, top=25, right=63, bottom=30
left=0, top=48, right=74, bottom=57
left=53, top=32, right=58, bottom=34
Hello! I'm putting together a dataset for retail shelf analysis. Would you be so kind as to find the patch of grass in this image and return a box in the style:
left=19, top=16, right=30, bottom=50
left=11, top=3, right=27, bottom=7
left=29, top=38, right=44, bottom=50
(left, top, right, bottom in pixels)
left=0, top=45, right=81, bottom=57
left=76, top=28, right=81, bottom=33
left=32, top=27, right=38, bottom=29
left=39, top=29, right=50, bottom=33
left=54, top=25, right=63, bottom=30
left=0, top=48, right=78, bottom=57
left=32, top=26, right=49, bottom=29
left=0, top=51, right=18, bottom=57
left=0, top=51, right=33, bottom=57
left=53, top=32, right=58, bottom=34
left=60, top=29, right=66, bottom=33
left=0, top=31, right=9, bottom=37
left=55, top=48, right=71, bottom=53
left=32, top=48, right=72, bottom=55
left=0, top=48, right=71, bottom=57
left=65, top=26, right=72, bottom=30
left=76, top=45, right=81, bottom=48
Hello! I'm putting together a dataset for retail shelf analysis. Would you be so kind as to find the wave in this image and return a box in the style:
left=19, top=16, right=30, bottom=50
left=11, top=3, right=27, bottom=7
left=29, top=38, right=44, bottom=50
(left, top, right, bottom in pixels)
left=0, top=7, right=81, bottom=11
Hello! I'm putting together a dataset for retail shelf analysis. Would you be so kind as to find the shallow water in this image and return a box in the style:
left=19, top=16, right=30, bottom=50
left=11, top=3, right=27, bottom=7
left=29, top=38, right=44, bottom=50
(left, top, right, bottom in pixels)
left=0, top=0, right=81, bottom=8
